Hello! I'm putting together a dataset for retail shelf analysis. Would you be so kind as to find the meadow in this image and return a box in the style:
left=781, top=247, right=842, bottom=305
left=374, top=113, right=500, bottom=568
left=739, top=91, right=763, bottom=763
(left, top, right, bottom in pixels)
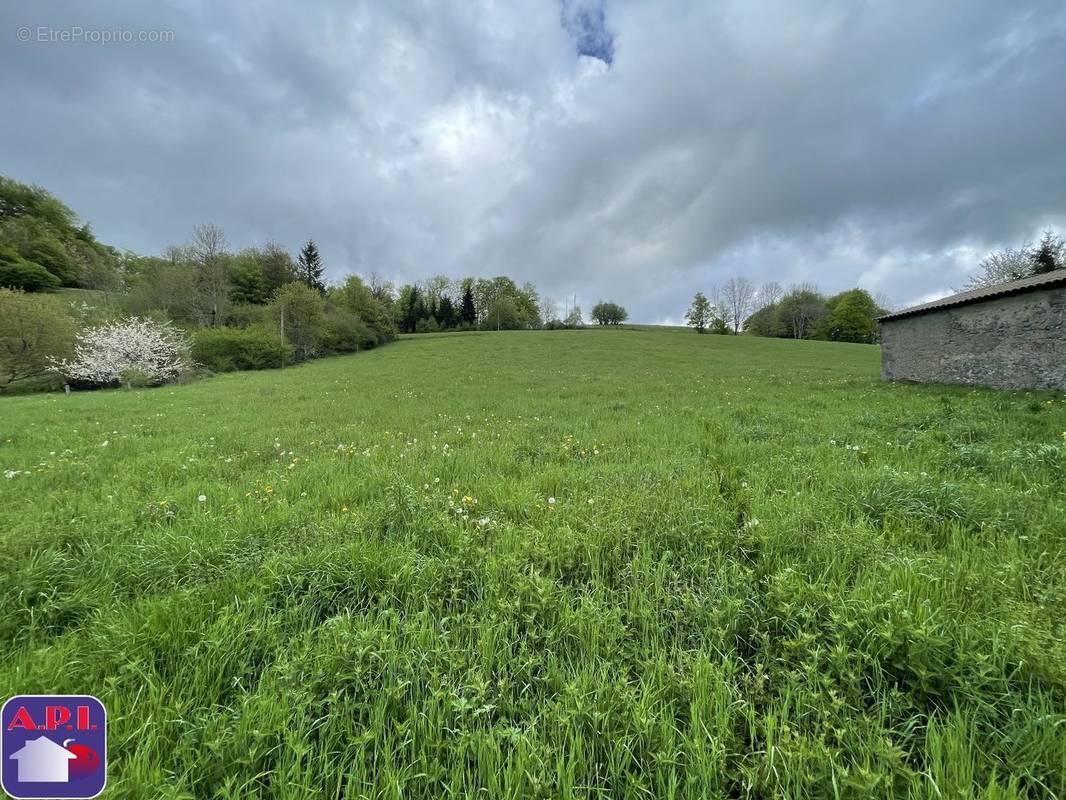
left=1, top=328, right=1064, bottom=798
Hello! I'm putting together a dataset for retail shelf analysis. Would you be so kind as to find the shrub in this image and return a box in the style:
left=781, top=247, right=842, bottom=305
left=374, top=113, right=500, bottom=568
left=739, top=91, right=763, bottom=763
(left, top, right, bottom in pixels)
left=191, top=325, right=293, bottom=372
left=331, top=276, right=396, bottom=344
left=50, top=317, right=191, bottom=388
left=0, top=253, right=61, bottom=292
left=319, top=307, right=374, bottom=354
left=415, top=316, right=441, bottom=333
left=0, top=288, right=76, bottom=392
left=225, top=303, right=271, bottom=329
left=270, top=282, right=325, bottom=361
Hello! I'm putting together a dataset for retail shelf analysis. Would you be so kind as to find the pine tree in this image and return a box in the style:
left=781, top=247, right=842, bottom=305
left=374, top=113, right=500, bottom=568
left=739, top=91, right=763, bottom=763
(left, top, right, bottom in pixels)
left=460, top=285, right=477, bottom=326
left=297, top=240, right=326, bottom=292
left=1031, top=230, right=1064, bottom=275
left=436, top=295, right=457, bottom=329
left=401, top=285, right=423, bottom=333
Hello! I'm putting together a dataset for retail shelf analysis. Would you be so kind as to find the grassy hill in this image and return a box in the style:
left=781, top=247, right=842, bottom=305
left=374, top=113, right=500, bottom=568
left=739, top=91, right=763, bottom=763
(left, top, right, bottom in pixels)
left=1, top=329, right=1063, bottom=797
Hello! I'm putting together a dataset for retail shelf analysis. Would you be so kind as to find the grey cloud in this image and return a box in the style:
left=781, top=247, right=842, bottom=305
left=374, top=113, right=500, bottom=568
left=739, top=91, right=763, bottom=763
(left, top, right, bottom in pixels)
left=2, top=0, right=1065, bottom=322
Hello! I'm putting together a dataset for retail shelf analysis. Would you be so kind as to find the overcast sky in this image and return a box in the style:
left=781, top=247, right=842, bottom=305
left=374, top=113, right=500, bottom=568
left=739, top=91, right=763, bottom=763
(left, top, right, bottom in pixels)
left=3, top=1, right=1065, bottom=321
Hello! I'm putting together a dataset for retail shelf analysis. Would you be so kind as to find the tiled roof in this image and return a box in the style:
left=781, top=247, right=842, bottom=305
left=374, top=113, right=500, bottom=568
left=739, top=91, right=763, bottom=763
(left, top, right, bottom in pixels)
left=879, top=268, right=1066, bottom=322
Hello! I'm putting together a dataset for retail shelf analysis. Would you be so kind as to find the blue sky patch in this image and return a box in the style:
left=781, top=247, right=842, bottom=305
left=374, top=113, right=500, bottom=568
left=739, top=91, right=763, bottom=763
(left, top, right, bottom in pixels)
left=561, top=0, right=614, bottom=66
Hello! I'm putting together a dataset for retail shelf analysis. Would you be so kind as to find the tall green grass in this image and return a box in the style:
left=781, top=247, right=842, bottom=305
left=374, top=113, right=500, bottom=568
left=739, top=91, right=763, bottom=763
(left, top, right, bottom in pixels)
left=1, top=329, right=1063, bottom=798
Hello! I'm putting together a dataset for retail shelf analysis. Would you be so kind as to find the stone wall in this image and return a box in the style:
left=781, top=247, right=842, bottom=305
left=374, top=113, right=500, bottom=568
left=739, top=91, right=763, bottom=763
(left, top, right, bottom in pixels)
left=880, top=286, right=1066, bottom=390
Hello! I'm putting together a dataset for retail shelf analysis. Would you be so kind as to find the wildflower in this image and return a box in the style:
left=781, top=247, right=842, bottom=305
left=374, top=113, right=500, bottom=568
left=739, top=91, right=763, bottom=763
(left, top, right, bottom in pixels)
left=745, top=517, right=760, bottom=529
left=548, top=497, right=556, bottom=505
left=101, top=440, right=109, bottom=447
left=477, top=517, right=491, bottom=527
left=4, top=470, right=19, bottom=479
left=423, top=483, right=430, bottom=490
left=341, top=506, right=348, bottom=513
left=587, top=498, right=594, bottom=505
left=198, top=494, right=207, bottom=502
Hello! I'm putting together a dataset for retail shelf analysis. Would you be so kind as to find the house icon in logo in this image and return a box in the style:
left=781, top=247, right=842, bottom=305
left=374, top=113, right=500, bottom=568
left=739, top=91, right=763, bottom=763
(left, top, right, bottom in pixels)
left=9, top=736, right=77, bottom=783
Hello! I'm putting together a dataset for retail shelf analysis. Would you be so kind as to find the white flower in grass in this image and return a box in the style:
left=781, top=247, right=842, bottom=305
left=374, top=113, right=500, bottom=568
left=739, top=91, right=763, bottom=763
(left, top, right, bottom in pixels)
left=745, top=517, right=760, bottom=529
left=4, top=470, right=19, bottom=479
left=547, top=497, right=556, bottom=505
left=198, top=494, right=207, bottom=503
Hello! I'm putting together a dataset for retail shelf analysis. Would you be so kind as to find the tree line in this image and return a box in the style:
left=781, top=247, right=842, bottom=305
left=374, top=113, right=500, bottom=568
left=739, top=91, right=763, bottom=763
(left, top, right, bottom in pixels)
left=384, top=280, right=629, bottom=333
left=685, top=278, right=886, bottom=343
left=0, top=176, right=631, bottom=393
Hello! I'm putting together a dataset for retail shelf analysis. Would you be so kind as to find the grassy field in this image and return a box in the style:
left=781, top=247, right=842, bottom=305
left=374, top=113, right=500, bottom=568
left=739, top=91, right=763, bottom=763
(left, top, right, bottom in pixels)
left=1, top=328, right=1064, bottom=798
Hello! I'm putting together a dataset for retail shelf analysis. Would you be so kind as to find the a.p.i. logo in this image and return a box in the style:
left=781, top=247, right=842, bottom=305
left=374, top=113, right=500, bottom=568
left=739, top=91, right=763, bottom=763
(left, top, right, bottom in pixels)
left=1, top=696, right=106, bottom=799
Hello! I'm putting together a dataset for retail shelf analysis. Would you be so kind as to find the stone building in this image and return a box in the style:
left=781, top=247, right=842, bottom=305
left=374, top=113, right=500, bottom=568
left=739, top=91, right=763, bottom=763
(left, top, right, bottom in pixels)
left=879, top=269, right=1066, bottom=390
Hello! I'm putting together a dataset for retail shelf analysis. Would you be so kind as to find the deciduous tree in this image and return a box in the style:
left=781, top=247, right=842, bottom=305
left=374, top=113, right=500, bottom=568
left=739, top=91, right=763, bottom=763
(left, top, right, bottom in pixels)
left=190, top=224, right=231, bottom=326
left=684, top=292, right=713, bottom=333
left=591, top=301, right=628, bottom=325
left=723, top=277, right=755, bottom=334
left=0, top=288, right=76, bottom=391
left=50, top=317, right=191, bottom=388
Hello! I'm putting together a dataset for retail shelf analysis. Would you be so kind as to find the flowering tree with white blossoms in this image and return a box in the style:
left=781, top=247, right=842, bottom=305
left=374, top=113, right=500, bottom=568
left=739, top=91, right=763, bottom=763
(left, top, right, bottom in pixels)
left=50, top=317, right=191, bottom=387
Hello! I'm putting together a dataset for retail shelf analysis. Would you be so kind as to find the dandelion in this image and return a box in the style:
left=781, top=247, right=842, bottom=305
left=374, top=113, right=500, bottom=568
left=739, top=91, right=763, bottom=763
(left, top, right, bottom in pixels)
left=477, top=517, right=491, bottom=527
left=548, top=497, right=556, bottom=505
left=341, top=506, right=348, bottom=513
left=198, top=494, right=207, bottom=503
